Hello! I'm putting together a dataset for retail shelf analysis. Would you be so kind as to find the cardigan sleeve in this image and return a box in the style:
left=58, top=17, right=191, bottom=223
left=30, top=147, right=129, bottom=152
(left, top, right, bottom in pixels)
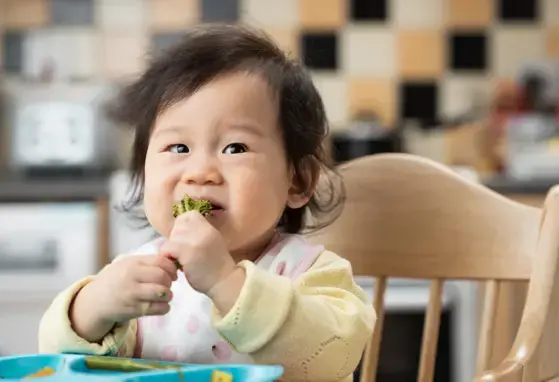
left=212, top=250, right=375, bottom=381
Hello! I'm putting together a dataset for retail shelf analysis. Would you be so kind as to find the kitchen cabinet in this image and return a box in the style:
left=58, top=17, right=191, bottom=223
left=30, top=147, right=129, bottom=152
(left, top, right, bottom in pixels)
left=0, top=297, right=54, bottom=355
left=0, top=173, right=111, bottom=355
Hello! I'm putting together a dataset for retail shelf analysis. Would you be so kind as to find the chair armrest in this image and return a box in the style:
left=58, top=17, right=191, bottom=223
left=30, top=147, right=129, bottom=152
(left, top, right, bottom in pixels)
left=474, top=360, right=523, bottom=382
left=475, top=186, right=559, bottom=382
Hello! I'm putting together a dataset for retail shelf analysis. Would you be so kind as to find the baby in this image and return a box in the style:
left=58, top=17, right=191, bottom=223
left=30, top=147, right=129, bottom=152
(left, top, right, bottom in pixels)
left=38, top=24, right=375, bottom=381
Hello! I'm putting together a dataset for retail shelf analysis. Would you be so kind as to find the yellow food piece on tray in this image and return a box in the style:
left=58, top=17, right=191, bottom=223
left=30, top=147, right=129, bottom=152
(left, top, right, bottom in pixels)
left=24, top=366, right=56, bottom=378
left=211, top=370, right=233, bottom=382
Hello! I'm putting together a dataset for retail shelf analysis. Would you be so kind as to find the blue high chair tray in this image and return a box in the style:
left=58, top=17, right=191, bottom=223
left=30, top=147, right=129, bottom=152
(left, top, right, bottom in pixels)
left=0, top=354, right=284, bottom=381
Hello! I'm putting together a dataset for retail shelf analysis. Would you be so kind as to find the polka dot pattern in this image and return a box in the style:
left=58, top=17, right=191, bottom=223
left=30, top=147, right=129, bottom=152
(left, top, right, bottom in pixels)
left=161, top=346, right=178, bottom=362
left=187, top=315, right=200, bottom=334
left=212, top=341, right=233, bottom=361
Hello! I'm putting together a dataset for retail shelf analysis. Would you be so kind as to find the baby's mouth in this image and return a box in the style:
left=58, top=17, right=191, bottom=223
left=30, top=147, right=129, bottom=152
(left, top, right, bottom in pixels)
left=209, top=204, right=225, bottom=214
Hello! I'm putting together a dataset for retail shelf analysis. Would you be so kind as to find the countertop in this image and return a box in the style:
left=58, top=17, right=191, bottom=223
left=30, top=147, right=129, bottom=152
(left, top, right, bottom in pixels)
left=482, top=175, right=559, bottom=195
left=0, top=171, right=111, bottom=202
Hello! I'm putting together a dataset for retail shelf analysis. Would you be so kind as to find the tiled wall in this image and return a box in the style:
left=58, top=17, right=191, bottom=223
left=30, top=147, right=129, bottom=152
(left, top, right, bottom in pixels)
left=1, top=0, right=558, bottom=131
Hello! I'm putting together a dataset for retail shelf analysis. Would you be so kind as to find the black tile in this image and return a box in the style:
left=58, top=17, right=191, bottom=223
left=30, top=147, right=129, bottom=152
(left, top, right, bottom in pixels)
left=350, top=0, right=387, bottom=21
left=497, top=0, right=539, bottom=22
left=448, top=32, right=488, bottom=72
left=201, top=0, right=239, bottom=22
left=2, top=31, right=24, bottom=74
left=400, top=82, right=438, bottom=123
left=300, top=32, right=338, bottom=70
left=51, top=0, right=94, bottom=25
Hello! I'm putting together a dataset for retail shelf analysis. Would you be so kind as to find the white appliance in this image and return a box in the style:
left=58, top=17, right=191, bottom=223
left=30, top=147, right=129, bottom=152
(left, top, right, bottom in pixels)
left=0, top=202, right=99, bottom=354
left=1, top=81, right=117, bottom=172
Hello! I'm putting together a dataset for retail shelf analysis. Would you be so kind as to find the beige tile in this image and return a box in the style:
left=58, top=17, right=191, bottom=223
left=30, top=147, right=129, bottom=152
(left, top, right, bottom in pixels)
left=439, top=74, right=493, bottom=118
left=24, top=28, right=100, bottom=81
left=348, top=77, right=396, bottom=126
left=240, top=0, right=298, bottom=28
left=311, top=73, right=348, bottom=130
left=447, top=0, right=493, bottom=28
left=0, top=1, right=5, bottom=26
left=102, top=32, right=149, bottom=80
left=1, top=0, right=48, bottom=28
left=546, top=27, right=559, bottom=59
left=341, top=26, right=396, bottom=77
left=493, top=27, right=545, bottom=78
left=149, top=0, right=198, bottom=31
left=300, top=0, right=346, bottom=30
left=393, top=0, right=443, bottom=28
left=543, top=0, right=559, bottom=26
left=397, top=30, right=444, bottom=79
left=265, top=28, right=299, bottom=58
left=96, top=0, right=146, bottom=30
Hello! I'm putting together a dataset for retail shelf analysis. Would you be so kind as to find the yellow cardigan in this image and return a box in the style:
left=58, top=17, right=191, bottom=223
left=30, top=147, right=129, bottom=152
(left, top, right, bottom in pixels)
left=38, top=250, right=375, bottom=382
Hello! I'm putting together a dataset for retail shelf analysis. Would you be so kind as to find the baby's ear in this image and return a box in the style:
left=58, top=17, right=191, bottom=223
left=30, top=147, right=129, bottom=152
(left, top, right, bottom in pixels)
left=286, top=157, right=319, bottom=209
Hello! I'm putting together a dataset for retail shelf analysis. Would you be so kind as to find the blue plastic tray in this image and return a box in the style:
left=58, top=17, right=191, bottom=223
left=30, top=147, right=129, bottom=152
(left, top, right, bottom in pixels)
left=0, top=354, right=284, bottom=381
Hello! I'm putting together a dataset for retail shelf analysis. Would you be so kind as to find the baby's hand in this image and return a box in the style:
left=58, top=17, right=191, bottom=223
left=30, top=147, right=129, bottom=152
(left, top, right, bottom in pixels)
left=160, top=210, right=237, bottom=295
left=82, top=255, right=178, bottom=324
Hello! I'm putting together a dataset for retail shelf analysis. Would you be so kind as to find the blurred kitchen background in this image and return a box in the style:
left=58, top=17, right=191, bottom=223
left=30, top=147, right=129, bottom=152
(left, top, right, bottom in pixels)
left=0, top=0, right=558, bottom=381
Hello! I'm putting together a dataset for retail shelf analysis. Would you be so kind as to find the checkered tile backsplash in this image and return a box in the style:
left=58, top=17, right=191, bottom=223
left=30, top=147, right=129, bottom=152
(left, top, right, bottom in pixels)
left=1, top=0, right=558, bottom=131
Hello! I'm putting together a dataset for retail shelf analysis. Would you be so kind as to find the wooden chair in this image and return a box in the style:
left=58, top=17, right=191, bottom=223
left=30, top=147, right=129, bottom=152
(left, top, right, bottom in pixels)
left=306, top=153, right=559, bottom=382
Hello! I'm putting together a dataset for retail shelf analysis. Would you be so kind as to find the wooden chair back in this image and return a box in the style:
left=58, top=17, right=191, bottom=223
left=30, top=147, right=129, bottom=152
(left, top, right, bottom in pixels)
left=305, top=154, right=559, bottom=381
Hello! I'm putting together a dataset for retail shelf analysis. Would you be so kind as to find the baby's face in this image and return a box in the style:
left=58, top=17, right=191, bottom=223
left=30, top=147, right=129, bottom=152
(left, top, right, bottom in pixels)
left=143, top=72, right=308, bottom=259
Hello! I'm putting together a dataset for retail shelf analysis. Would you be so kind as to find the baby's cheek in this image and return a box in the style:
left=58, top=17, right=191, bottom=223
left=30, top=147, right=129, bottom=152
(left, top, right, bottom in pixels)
left=144, top=192, right=173, bottom=237
left=230, top=163, right=290, bottom=222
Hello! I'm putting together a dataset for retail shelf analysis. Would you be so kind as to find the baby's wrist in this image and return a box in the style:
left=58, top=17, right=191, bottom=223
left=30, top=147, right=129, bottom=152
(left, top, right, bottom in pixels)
left=70, top=282, right=115, bottom=343
left=207, top=266, right=246, bottom=315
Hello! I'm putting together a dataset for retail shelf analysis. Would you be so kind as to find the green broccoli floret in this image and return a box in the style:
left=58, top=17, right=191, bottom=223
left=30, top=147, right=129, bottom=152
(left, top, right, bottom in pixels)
left=169, top=195, right=214, bottom=271
left=172, top=194, right=213, bottom=217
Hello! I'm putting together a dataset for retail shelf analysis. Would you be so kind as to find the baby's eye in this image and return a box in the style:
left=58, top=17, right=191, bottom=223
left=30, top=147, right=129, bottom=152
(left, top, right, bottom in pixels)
left=168, top=144, right=189, bottom=154
left=222, top=143, right=247, bottom=154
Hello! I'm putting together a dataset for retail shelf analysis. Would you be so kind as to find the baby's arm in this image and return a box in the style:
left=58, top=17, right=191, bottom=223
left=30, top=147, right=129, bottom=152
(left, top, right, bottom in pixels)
left=38, top=277, right=137, bottom=357
left=212, top=250, right=375, bottom=381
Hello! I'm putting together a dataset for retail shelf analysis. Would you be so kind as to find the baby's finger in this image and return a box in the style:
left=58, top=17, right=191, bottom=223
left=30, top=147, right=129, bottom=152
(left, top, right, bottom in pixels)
left=135, top=265, right=174, bottom=287
left=139, top=301, right=171, bottom=317
left=158, top=252, right=182, bottom=274
left=144, top=254, right=179, bottom=280
left=134, top=283, right=173, bottom=303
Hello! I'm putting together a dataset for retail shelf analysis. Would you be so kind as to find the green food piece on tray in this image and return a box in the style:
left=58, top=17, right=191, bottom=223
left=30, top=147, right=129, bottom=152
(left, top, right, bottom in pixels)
left=84, top=356, right=182, bottom=373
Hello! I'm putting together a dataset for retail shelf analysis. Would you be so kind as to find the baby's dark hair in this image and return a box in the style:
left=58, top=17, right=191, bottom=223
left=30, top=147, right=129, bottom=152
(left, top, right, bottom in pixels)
left=108, top=23, right=344, bottom=234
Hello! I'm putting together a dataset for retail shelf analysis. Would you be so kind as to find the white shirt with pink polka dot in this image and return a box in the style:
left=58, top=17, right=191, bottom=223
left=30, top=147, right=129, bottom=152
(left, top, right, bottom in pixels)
left=131, top=233, right=325, bottom=365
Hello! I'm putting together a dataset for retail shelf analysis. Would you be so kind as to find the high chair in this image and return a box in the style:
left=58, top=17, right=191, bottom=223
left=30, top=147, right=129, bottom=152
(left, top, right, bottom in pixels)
left=306, top=153, right=559, bottom=382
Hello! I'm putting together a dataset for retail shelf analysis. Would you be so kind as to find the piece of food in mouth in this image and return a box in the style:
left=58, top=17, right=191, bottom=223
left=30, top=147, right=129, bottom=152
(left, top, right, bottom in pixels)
left=172, top=194, right=214, bottom=218
left=169, top=194, right=216, bottom=270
